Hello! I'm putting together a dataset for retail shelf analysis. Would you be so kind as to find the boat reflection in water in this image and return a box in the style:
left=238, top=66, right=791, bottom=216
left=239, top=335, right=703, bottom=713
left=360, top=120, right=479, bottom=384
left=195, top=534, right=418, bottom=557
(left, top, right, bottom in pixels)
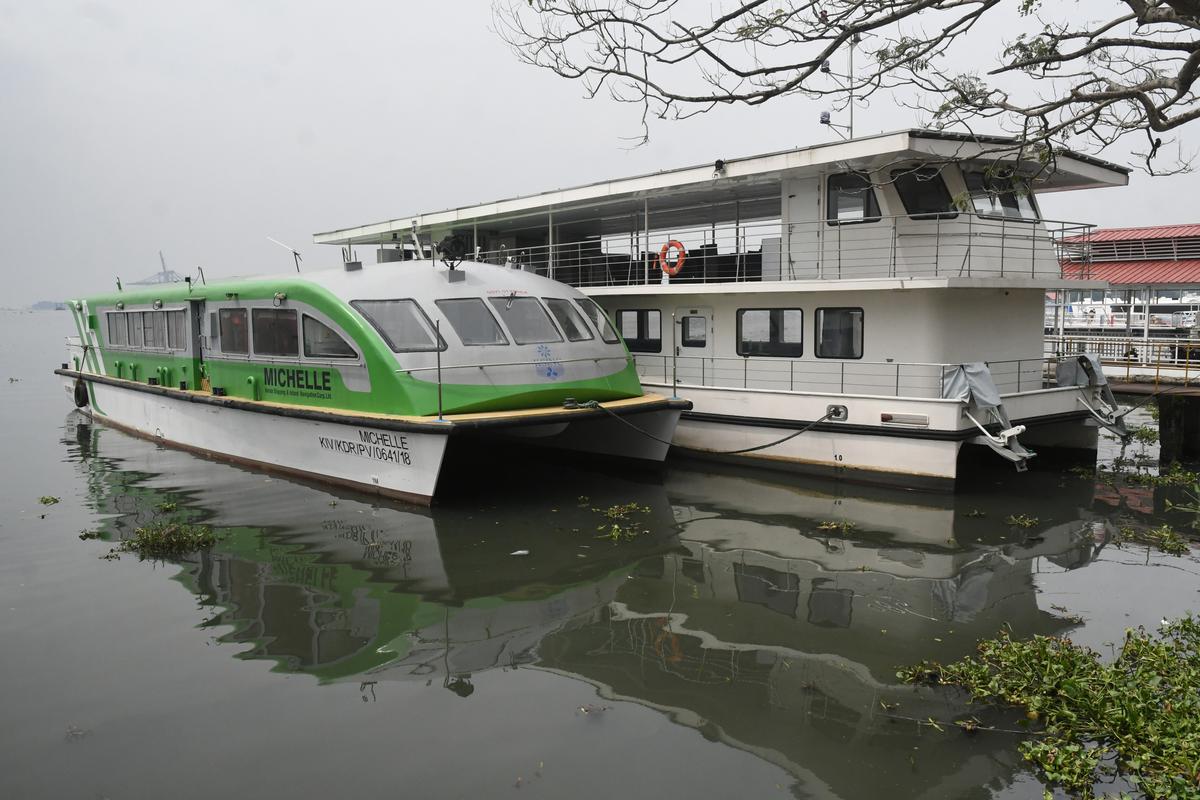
left=65, top=412, right=1109, bottom=797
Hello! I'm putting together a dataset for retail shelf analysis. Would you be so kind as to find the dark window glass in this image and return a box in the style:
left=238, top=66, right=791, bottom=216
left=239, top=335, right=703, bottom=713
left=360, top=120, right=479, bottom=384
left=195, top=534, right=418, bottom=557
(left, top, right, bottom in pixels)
left=543, top=297, right=594, bottom=342
left=736, top=308, right=803, bottom=357
left=615, top=309, right=662, bottom=353
left=252, top=308, right=299, bottom=357
left=964, top=171, right=1038, bottom=220
left=142, top=311, right=165, bottom=349
left=128, top=313, right=143, bottom=348
left=352, top=299, right=444, bottom=352
left=575, top=298, right=620, bottom=344
left=815, top=307, right=864, bottom=359
left=891, top=168, right=957, bottom=219
left=827, top=173, right=881, bottom=225
left=435, top=299, right=507, bottom=346
left=488, top=297, right=562, bottom=344
left=166, top=310, right=187, bottom=350
left=107, top=313, right=127, bottom=346
left=680, top=315, right=706, bottom=348
left=219, top=308, right=249, bottom=354
left=303, top=315, right=356, bottom=358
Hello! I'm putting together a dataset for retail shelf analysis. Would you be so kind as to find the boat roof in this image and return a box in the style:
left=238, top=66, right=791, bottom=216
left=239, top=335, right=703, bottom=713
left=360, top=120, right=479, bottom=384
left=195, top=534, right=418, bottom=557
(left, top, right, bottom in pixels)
left=313, top=129, right=1130, bottom=247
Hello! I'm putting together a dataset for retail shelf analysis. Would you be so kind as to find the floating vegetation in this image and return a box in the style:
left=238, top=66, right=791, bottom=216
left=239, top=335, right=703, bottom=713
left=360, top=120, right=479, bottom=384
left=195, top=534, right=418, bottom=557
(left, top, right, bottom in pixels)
left=593, top=503, right=651, bottom=543
left=900, top=617, right=1200, bottom=799
left=965, top=509, right=987, bottom=518
left=1115, top=524, right=1190, bottom=556
left=38, top=496, right=60, bottom=506
left=1122, top=462, right=1200, bottom=488
left=1004, top=514, right=1039, bottom=529
left=78, top=529, right=101, bottom=541
left=155, top=501, right=177, bottom=513
left=1129, top=425, right=1159, bottom=446
left=1166, top=483, right=1200, bottom=530
left=816, top=520, right=856, bottom=533
left=120, top=521, right=218, bottom=557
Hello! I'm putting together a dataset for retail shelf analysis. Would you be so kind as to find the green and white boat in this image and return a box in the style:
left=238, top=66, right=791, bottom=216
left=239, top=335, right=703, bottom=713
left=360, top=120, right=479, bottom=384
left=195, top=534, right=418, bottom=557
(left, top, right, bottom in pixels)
left=57, top=255, right=688, bottom=504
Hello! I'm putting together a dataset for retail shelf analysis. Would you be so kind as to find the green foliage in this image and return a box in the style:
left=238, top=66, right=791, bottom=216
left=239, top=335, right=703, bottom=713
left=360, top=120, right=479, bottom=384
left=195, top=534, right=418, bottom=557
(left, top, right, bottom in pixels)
left=1124, top=463, right=1199, bottom=488
left=593, top=502, right=652, bottom=543
left=900, top=618, right=1200, bottom=798
left=156, top=501, right=178, bottom=513
left=1116, top=524, right=1190, bottom=556
left=1166, top=483, right=1200, bottom=530
left=816, top=520, right=856, bottom=533
left=38, top=496, right=60, bottom=505
left=1004, top=513, right=1039, bottom=528
left=1129, top=425, right=1159, bottom=447
left=121, top=522, right=218, bottom=557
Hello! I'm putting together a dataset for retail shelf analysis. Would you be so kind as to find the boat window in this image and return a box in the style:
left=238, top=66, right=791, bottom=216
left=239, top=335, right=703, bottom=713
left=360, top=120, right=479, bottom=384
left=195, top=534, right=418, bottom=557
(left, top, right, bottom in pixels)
left=488, top=296, right=563, bottom=345
left=890, top=168, right=957, bottom=220
left=128, top=313, right=143, bottom=348
left=351, top=299, right=444, bottom=352
left=681, top=315, right=706, bottom=348
left=435, top=298, right=508, bottom=346
left=107, top=312, right=127, bottom=346
left=815, top=307, right=864, bottom=359
left=543, top=297, right=594, bottom=342
left=142, top=311, right=167, bottom=349
left=574, top=298, right=620, bottom=344
left=252, top=308, right=299, bottom=357
left=166, top=310, right=188, bottom=350
left=964, top=171, right=1038, bottom=220
left=827, top=173, right=881, bottom=225
left=303, top=315, right=357, bottom=359
left=615, top=309, right=662, bottom=353
left=219, top=308, right=249, bottom=354
left=736, top=308, right=803, bottom=358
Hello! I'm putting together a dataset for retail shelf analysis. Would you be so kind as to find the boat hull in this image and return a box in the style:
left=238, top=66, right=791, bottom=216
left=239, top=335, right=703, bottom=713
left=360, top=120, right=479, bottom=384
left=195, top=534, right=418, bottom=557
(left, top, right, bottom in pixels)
left=647, top=382, right=1099, bottom=491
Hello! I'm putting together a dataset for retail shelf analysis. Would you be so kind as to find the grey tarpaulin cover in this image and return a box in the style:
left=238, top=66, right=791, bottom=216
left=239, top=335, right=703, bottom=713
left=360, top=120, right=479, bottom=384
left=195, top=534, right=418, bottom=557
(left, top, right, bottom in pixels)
left=941, top=362, right=1002, bottom=409
left=1056, top=353, right=1108, bottom=388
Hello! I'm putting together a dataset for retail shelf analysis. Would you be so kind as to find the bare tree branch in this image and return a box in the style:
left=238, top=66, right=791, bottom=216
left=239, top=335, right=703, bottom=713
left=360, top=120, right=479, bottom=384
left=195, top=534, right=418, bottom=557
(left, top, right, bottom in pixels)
left=493, top=0, right=1200, bottom=172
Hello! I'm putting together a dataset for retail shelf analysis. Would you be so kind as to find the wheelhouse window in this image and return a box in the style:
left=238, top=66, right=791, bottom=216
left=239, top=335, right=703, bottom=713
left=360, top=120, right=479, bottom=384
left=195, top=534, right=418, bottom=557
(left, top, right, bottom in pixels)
left=352, top=299, right=444, bottom=352
left=303, top=315, right=356, bottom=359
left=827, top=173, right=881, bottom=225
left=543, top=297, right=594, bottom=342
left=435, top=298, right=508, bottom=346
left=680, top=315, right=706, bottom=348
left=815, top=307, right=864, bottom=359
left=107, top=312, right=127, bottom=346
left=736, top=308, right=803, bottom=357
left=488, top=296, right=562, bottom=345
left=615, top=309, right=661, bottom=353
left=219, top=308, right=248, bottom=354
left=574, top=298, right=620, bottom=344
left=143, top=311, right=167, bottom=349
left=252, top=308, right=299, bottom=357
left=166, top=310, right=187, bottom=350
left=964, top=171, right=1038, bottom=220
left=891, top=168, right=957, bottom=219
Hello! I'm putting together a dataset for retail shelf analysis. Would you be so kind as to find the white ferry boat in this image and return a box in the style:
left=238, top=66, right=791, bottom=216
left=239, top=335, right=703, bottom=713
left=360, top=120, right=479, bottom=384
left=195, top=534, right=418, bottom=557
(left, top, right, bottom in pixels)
left=57, top=256, right=687, bottom=504
left=313, top=130, right=1130, bottom=490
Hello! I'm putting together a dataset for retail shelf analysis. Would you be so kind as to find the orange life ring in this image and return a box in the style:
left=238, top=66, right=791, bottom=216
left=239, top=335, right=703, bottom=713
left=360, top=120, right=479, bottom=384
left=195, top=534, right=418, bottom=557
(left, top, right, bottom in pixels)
left=658, top=240, right=687, bottom=277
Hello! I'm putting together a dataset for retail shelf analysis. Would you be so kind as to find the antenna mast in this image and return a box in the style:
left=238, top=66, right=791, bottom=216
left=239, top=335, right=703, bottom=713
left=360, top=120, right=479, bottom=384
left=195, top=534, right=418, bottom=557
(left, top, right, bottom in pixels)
left=266, top=236, right=303, bottom=273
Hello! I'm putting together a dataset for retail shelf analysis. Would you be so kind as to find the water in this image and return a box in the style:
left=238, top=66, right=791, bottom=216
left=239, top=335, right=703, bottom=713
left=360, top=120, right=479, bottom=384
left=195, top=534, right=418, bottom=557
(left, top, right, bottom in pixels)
left=1, top=310, right=1197, bottom=800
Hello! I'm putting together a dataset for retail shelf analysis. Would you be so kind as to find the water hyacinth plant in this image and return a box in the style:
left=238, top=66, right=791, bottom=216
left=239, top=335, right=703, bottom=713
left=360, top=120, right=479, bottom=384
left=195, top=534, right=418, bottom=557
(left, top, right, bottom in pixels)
left=899, top=618, right=1200, bottom=798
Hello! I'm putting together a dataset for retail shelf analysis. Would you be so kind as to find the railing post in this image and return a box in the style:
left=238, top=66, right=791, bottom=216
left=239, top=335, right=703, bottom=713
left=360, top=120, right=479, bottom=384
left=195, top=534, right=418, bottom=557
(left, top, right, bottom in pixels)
left=789, top=360, right=794, bottom=391
left=890, top=221, right=897, bottom=278
left=895, top=363, right=900, bottom=396
left=999, top=218, right=1006, bottom=277
left=840, top=361, right=845, bottom=393
left=934, top=215, right=941, bottom=276
left=743, top=357, right=748, bottom=389
left=1017, top=359, right=1022, bottom=393
left=435, top=320, right=444, bottom=420
left=671, top=312, right=678, bottom=398
left=967, top=215, right=973, bottom=276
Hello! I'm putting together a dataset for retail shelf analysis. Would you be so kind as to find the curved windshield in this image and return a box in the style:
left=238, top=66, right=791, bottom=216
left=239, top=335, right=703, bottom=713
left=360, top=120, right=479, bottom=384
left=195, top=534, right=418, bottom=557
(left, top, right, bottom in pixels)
left=351, top=299, right=444, bottom=352
left=543, top=297, right=594, bottom=342
left=488, top=296, right=562, bottom=345
left=573, top=298, right=620, bottom=344
left=435, top=299, right=508, bottom=346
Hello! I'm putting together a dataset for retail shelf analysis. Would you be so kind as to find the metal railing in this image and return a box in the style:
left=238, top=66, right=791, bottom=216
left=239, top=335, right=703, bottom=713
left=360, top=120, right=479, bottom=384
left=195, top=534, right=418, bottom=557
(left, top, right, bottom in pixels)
left=1046, top=336, right=1200, bottom=386
left=633, top=354, right=1059, bottom=399
left=460, top=214, right=1091, bottom=287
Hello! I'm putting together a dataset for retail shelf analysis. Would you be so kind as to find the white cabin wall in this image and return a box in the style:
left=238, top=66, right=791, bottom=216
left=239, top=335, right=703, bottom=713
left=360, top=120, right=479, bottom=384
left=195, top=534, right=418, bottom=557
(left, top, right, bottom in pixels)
left=926, top=288, right=1046, bottom=363
left=781, top=174, right=822, bottom=279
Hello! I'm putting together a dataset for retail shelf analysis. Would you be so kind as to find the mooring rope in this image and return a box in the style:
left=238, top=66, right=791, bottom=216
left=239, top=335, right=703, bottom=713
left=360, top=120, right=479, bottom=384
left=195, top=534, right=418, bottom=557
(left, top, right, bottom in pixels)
left=577, top=400, right=835, bottom=456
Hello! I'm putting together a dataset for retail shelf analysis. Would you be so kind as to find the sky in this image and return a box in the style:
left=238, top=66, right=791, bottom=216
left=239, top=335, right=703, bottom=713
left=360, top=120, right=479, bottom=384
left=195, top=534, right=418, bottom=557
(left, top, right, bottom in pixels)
left=2, top=1, right=1198, bottom=306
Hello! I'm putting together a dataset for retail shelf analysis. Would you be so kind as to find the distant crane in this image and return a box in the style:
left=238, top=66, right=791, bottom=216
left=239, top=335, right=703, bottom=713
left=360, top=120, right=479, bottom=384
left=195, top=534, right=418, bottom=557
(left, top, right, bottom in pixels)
left=267, top=236, right=303, bottom=272
left=129, top=250, right=187, bottom=285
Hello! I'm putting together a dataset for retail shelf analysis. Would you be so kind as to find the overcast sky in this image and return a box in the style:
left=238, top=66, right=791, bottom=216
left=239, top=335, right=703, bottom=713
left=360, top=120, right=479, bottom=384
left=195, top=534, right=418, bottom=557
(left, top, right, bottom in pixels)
left=3, top=1, right=1198, bottom=306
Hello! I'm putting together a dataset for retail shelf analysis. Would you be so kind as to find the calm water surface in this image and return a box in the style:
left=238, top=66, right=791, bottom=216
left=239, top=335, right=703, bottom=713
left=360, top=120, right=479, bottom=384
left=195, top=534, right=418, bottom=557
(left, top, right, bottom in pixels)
left=2, top=310, right=1198, bottom=799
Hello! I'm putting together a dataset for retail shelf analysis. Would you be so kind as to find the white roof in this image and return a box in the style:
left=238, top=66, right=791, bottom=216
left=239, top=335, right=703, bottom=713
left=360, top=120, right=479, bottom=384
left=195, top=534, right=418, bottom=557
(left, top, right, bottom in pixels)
left=313, top=129, right=1130, bottom=247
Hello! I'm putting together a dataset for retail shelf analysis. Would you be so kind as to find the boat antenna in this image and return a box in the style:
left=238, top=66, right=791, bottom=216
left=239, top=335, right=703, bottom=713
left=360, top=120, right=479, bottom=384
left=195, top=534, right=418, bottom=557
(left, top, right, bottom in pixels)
left=196, top=266, right=207, bottom=285
left=266, top=236, right=303, bottom=272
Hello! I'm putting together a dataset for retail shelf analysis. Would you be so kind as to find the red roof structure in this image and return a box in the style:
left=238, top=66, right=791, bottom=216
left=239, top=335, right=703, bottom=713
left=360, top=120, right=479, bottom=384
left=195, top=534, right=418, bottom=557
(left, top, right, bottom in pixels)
left=1062, top=260, right=1200, bottom=284
left=1061, top=224, right=1200, bottom=243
